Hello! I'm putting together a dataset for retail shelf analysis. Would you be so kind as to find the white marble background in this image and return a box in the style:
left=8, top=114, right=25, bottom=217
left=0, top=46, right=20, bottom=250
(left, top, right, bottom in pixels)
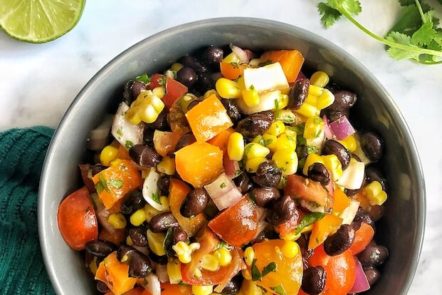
left=0, top=0, right=441, bottom=293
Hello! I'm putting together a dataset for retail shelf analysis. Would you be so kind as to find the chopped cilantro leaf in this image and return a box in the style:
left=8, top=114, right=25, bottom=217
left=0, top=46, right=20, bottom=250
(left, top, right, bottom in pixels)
left=318, top=2, right=342, bottom=28
left=135, top=73, right=150, bottom=84
left=271, top=285, right=287, bottom=295
left=295, top=212, right=325, bottom=234
left=220, top=182, right=227, bottom=189
left=125, top=140, right=134, bottom=149
left=261, top=262, right=277, bottom=277
left=151, top=192, right=161, bottom=204
left=108, top=179, right=123, bottom=189
left=251, top=259, right=262, bottom=281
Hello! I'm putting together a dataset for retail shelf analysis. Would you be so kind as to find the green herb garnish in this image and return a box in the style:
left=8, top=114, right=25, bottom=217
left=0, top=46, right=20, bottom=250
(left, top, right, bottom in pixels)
left=95, top=175, right=109, bottom=193
left=271, top=285, right=287, bottom=295
left=135, top=73, right=150, bottom=83
left=251, top=260, right=277, bottom=281
left=151, top=192, right=161, bottom=204
left=295, top=212, right=325, bottom=234
left=108, top=179, right=123, bottom=189
left=125, top=140, right=134, bottom=149
left=261, top=262, right=277, bottom=277
left=220, top=182, right=227, bottom=189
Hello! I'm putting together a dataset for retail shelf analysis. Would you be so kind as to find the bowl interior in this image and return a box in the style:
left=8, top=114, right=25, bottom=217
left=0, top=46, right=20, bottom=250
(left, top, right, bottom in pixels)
left=39, top=18, right=424, bottom=295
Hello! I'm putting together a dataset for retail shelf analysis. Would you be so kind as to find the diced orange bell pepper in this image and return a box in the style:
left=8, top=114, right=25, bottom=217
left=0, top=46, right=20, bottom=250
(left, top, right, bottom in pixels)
left=261, top=50, right=304, bottom=83
left=160, top=284, right=192, bottom=295
left=92, top=160, right=142, bottom=209
left=332, top=186, right=351, bottom=214
left=185, top=94, right=233, bottom=142
left=169, top=179, right=207, bottom=236
left=220, top=62, right=247, bottom=80
left=308, top=214, right=342, bottom=249
left=153, top=130, right=182, bottom=157
left=208, top=127, right=234, bottom=152
left=175, top=142, right=223, bottom=188
left=95, top=252, right=137, bottom=295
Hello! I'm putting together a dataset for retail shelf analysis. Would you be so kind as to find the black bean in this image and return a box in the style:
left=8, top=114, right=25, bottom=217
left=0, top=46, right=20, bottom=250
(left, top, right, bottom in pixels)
left=131, top=81, right=146, bottom=99
left=149, top=252, right=168, bottom=265
left=195, top=72, right=215, bottom=93
left=308, top=163, right=330, bottom=185
left=200, top=46, right=224, bottom=66
left=236, top=111, right=274, bottom=138
left=121, top=190, right=145, bottom=215
left=289, top=79, right=310, bottom=109
left=358, top=244, right=389, bottom=267
left=364, top=267, right=381, bottom=286
left=324, top=224, right=355, bottom=256
left=157, top=175, right=171, bottom=196
left=179, top=55, right=207, bottom=73
left=143, top=127, right=154, bottom=145
left=322, top=140, right=351, bottom=169
left=149, top=212, right=178, bottom=233
left=267, top=195, right=298, bottom=226
left=353, top=207, right=375, bottom=229
left=325, top=110, right=349, bottom=122
left=365, top=166, right=387, bottom=191
left=301, top=266, right=326, bottom=295
left=96, top=281, right=109, bottom=293
left=117, top=245, right=153, bottom=278
left=129, top=228, right=148, bottom=247
left=172, top=226, right=188, bottom=245
left=252, top=161, right=282, bottom=187
left=176, top=66, right=198, bottom=87
left=234, top=173, right=254, bottom=194
left=85, top=240, right=116, bottom=258
left=181, top=188, right=209, bottom=217
left=129, top=144, right=161, bottom=168
left=175, top=133, right=196, bottom=152
left=327, top=90, right=357, bottom=112
left=221, top=99, right=242, bottom=124
left=251, top=187, right=280, bottom=207
left=360, top=132, right=383, bottom=162
left=221, top=274, right=243, bottom=295
left=146, top=109, right=169, bottom=131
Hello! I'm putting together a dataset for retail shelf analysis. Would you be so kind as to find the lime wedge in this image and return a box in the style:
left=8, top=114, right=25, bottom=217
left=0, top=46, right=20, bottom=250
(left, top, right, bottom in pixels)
left=0, top=0, right=85, bottom=43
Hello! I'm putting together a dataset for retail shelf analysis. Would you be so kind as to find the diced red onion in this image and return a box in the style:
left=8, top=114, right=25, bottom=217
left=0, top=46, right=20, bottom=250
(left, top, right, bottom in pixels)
left=350, top=259, right=371, bottom=293
left=323, top=116, right=334, bottom=139
left=329, top=115, right=355, bottom=140
left=230, top=44, right=250, bottom=64
left=244, top=49, right=255, bottom=61
left=212, top=188, right=242, bottom=211
left=204, top=173, right=243, bottom=210
left=223, top=155, right=240, bottom=179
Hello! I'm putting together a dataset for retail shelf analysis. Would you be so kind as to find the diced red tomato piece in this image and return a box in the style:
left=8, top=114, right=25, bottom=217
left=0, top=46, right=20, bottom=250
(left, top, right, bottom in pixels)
left=163, top=78, right=188, bottom=109
left=285, top=174, right=330, bottom=208
left=348, top=222, right=375, bottom=255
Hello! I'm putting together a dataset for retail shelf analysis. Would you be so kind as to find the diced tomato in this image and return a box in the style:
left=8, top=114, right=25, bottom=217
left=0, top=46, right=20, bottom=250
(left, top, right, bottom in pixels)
left=181, top=228, right=244, bottom=286
left=348, top=222, right=375, bottom=255
left=57, top=187, right=98, bottom=250
left=285, top=174, right=330, bottom=208
left=332, top=186, right=351, bottom=214
left=308, top=214, right=342, bottom=250
left=223, top=154, right=240, bottom=178
left=308, top=245, right=356, bottom=295
left=208, top=197, right=264, bottom=247
left=169, top=179, right=207, bottom=236
left=163, top=78, right=188, bottom=109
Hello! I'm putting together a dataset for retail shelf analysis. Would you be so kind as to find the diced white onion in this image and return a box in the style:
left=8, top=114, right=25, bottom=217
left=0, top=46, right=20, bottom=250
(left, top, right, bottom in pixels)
left=111, top=102, right=143, bottom=149
left=204, top=173, right=243, bottom=210
left=142, top=169, right=167, bottom=211
left=336, top=158, right=365, bottom=190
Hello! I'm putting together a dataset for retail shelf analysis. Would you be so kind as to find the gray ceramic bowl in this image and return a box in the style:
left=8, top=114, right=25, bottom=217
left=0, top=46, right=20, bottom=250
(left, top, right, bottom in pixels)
left=39, top=18, right=425, bottom=295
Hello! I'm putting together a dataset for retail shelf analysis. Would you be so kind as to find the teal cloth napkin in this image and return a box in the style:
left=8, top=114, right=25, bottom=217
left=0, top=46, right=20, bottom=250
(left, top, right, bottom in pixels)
left=0, top=127, right=55, bottom=294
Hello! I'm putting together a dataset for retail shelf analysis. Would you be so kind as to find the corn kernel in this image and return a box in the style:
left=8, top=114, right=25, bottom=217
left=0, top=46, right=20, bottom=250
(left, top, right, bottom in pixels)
left=144, top=204, right=161, bottom=222
left=272, top=149, right=298, bottom=175
left=173, top=241, right=195, bottom=264
left=108, top=213, right=126, bottom=229
left=223, top=52, right=240, bottom=64
left=227, top=132, right=245, bottom=161
left=295, top=102, right=320, bottom=118
left=170, top=63, right=183, bottom=72
left=267, top=121, right=286, bottom=137
left=192, top=285, right=213, bottom=295
left=282, top=232, right=301, bottom=241
left=200, top=254, right=220, bottom=272
left=302, top=153, right=324, bottom=175
left=242, top=269, right=252, bottom=281
left=152, top=86, right=165, bottom=99
left=157, top=156, right=176, bottom=175
left=245, top=157, right=267, bottom=173
left=305, top=94, right=318, bottom=106
left=159, top=196, right=170, bottom=211
left=130, top=208, right=146, bottom=226
left=275, top=132, right=297, bottom=152
left=214, top=247, right=232, bottom=266
left=147, top=230, right=166, bottom=256
left=364, top=181, right=388, bottom=205
left=281, top=241, right=300, bottom=259
left=242, top=87, right=260, bottom=107
left=100, top=145, right=119, bottom=166
left=308, top=85, right=324, bottom=97
left=317, top=89, right=335, bottom=109
left=262, top=133, right=278, bottom=151
left=322, top=154, right=343, bottom=181
left=126, top=91, right=165, bottom=124
left=244, top=143, right=270, bottom=159
left=237, top=76, right=245, bottom=91
left=339, top=134, right=358, bottom=153
left=278, top=94, right=289, bottom=109
left=304, top=116, right=324, bottom=139
left=216, top=78, right=241, bottom=99
left=167, top=259, right=182, bottom=284
left=244, top=247, right=255, bottom=266
left=310, top=71, right=330, bottom=88
left=126, top=236, right=133, bottom=246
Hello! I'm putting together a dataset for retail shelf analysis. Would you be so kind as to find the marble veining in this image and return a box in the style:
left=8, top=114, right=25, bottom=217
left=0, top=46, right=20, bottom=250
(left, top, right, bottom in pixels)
left=0, top=0, right=441, bottom=293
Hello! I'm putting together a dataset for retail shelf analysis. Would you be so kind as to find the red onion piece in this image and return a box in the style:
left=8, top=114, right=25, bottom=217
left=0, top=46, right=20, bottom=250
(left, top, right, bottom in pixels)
left=329, top=115, right=355, bottom=140
left=204, top=173, right=243, bottom=210
left=223, top=155, right=240, bottom=179
left=323, top=115, right=334, bottom=139
left=350, top=259, right=371, bottom=293
left=295, top=71, right=307, bottom=82
left=230, top=44, right=250, bottom=64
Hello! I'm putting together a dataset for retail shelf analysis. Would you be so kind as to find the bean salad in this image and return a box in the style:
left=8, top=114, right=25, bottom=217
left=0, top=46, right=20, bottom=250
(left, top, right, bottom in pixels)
left=57, top=44, right=389, bottom=295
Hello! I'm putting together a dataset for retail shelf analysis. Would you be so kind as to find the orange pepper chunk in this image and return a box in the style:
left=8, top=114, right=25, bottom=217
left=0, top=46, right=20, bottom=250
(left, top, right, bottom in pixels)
left=308, top=214, right=342, bottom=249
left=92, top=160, right=142, bottom=209
left=169, top=179, right=207, bottom=236
left=261, top=50, right=304, bottom=83
left=208, top=127, right=234, bottom=152
left=175, top=142, right=223, bottom=188
left=161, top=284, right=192, bottom=295
left=220, top=62, right=247, bottom=80
left=332, top=186, right=351, bottom=214
left=185, top=94, right=233, bottom=142
left=95, top=252, right=137, bottom=295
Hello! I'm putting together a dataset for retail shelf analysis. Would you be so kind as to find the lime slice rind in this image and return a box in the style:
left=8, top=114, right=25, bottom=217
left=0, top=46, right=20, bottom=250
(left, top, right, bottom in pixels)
left=0, top=0, right=85, bottom=43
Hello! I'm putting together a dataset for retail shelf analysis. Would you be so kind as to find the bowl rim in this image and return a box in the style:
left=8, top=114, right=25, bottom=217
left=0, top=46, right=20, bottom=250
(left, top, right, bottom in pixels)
left=38, top=17, right=425, bottom=295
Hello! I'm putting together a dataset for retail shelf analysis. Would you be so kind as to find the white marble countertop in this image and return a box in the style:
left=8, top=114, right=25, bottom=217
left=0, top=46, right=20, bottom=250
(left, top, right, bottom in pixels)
left=1, top=0, right=441, bottom=293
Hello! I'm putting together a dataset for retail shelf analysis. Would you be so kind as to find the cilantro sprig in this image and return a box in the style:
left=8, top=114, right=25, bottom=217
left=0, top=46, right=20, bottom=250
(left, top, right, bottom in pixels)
left=318, top=0, right=442, bottom=64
